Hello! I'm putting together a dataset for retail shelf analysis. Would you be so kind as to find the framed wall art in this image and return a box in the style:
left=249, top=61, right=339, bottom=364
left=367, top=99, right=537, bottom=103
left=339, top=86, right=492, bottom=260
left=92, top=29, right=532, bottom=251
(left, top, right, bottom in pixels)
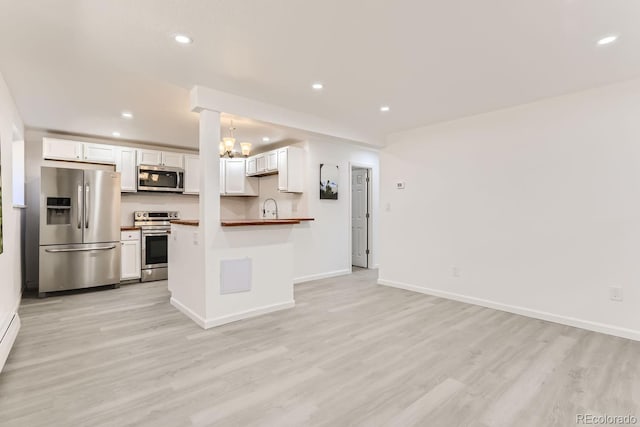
left=320, top=163, right=338, bottom=200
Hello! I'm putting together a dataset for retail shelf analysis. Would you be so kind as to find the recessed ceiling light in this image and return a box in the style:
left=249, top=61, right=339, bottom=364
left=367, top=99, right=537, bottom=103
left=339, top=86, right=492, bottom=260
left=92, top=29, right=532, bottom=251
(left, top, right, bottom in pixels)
left=112, top=131, right=121, bottom=137
left=597, top=35, right=618, bottom=46
left=262, top=137, right=270, bottom=142
left=121, top=111, right=133, bottom=119
left=311, top=82, right=324, bottom=90
left=380, top=105, right=390, bottom=112
left=174, top=34, right=193, bottom=44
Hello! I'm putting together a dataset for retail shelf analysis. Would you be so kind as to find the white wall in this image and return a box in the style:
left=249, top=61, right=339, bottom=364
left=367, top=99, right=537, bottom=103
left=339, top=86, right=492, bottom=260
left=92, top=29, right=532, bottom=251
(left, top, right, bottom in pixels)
left=248, top=139, right=380, bottom=282
left=0, top=72, right=24, bottom=370
left=120, top=193, right=199, bottom=226
left=379, top=78, right=640, bottom=340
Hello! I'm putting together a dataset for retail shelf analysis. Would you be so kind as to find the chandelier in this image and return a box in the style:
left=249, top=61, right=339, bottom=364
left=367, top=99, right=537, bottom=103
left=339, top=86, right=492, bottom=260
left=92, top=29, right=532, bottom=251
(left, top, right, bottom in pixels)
left=219, top=120, right=252, bottom=157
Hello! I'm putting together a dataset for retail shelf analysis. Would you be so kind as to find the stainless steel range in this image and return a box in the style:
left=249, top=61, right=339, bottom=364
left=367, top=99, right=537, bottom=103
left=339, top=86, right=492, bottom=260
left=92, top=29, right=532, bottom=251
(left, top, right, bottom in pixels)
left=134, top=210, right=179, bottom=282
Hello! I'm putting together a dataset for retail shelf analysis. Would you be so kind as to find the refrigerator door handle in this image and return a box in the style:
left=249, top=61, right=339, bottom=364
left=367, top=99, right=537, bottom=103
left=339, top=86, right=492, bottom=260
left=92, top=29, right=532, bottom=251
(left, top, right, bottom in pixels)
left=77, top=185, right=83, bottom=229
left=45, top=245, right=117, bottom=253
left=85, top=184, right=90, bottom=229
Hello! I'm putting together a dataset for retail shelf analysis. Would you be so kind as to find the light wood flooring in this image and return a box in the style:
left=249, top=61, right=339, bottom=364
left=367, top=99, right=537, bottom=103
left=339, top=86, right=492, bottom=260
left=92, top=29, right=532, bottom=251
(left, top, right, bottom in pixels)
left=1, top=269, right=639, bottom=426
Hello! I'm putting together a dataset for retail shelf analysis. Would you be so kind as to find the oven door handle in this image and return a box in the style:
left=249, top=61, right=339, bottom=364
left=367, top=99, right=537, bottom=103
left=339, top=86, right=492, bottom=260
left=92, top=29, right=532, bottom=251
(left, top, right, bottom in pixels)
left=143, top=232, right=170, bottom=236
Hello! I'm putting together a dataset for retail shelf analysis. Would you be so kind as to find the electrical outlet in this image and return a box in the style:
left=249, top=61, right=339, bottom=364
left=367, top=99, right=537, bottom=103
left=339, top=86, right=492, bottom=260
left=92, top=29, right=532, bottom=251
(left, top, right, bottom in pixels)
left=609, top=286, right=623, bottom=302
left=452, top=266, right=461, bottom=278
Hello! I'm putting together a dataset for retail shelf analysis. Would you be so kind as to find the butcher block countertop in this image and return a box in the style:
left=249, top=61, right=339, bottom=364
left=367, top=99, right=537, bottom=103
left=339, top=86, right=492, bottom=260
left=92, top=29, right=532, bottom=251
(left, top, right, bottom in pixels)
left=120, top=226, right=140, bottom=231
left=170, top=218, right=314, bottom=227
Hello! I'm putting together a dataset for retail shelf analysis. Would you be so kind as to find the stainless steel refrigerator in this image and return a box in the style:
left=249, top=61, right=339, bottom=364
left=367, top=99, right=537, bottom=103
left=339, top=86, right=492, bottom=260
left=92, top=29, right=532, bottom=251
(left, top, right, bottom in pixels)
left=39, top=167, right=121, bottom=296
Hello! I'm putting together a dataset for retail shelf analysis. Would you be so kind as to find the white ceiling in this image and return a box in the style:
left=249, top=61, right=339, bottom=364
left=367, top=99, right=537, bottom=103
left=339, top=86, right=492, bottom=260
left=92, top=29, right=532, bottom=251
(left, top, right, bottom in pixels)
left=1, top=0, right=640, bottom=148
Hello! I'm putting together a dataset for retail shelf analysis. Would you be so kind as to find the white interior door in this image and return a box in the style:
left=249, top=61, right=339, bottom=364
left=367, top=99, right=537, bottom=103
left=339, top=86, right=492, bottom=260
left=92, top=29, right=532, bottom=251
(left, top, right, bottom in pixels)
left=352, top=168, right=368, bottom=268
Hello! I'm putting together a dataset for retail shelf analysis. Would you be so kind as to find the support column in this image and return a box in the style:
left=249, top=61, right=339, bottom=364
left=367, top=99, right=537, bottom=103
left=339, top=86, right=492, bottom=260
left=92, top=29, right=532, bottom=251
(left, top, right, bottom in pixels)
left=199, top=109, right=221, bottom=319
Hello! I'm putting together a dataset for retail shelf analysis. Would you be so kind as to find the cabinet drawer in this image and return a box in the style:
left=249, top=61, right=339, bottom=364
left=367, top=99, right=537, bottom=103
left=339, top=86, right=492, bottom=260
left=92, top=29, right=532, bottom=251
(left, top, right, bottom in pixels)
left=121, top=230, right=141, bottom=241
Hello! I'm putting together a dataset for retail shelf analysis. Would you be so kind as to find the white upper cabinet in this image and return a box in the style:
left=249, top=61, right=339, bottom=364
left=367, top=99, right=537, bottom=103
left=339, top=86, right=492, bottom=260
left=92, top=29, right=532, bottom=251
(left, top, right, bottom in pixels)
left=137, top=149, right=184, bottom=168
left=115, top=147, right=137, bottom=192
left=83, top=143, right=116, bottom=164
left=43, top=138, right=84, bottom=161
left=137, top=149, right=163, bottom=166
left=266, top=150, right=278, bottom=172
left=246, top=156, right=257, bottom=175
left=220, top=158, right=226, bottom=195
left=256, top=154, right=266, bottom=174
left=42, top=138, right=195, bottom=193
left=162, top=152, right=184, bottom=168
left=221, top=158, right=258, bottom=196
left=183, top=154, right=200, bottom=195
left=277, top=146, right=304, bottom=193
left=246, top=149, right=278, bottom=176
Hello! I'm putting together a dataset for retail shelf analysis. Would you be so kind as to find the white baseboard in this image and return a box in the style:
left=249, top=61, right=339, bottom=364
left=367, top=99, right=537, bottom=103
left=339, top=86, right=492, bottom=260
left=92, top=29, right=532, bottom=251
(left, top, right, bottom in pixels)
left=171, top=297, right=295, bottom=330
left=170, top=297, right=207, bottom=329
left=204, top=301, right=295, bottom=329
left=378, top=278, right=640, bottom=342
left=0, top=314, right=21, bottom=373
left=294, top=269, right=351, bottom=284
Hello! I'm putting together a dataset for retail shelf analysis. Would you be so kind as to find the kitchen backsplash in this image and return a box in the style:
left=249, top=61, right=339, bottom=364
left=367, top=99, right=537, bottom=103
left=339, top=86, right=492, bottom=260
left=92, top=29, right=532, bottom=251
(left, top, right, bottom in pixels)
left=121, top=193, right=199, bottom=225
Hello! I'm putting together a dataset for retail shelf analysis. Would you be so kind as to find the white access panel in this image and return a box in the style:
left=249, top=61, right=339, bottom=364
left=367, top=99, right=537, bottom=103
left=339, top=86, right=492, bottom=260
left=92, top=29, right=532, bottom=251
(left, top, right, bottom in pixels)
left=220, top=258, right=252, bottom=294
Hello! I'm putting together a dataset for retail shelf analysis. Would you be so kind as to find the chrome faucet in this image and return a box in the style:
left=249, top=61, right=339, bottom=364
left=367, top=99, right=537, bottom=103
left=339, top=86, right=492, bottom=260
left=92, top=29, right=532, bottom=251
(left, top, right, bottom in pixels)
left=262, top=198, right=279, bottom=219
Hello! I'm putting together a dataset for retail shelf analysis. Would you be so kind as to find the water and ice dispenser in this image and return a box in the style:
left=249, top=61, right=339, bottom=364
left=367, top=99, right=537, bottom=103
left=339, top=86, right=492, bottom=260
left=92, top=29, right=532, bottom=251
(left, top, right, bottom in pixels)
left=46, top=197, right=72, bottom=225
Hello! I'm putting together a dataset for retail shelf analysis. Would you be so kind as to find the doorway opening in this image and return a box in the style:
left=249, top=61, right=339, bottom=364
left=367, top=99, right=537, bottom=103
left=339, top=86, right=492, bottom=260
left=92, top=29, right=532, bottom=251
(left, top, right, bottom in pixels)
left=351, top=167, right=371, bottom=269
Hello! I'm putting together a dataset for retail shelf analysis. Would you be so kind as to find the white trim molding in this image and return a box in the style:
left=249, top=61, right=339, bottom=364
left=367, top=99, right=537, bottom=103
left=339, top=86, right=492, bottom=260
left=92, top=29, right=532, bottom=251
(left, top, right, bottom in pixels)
left=172, top=297, right=295, bottom=330
left=0, top=314, right=21, bottom=373
left=378, top=278, right=640, bottom=342
left=294, top=269, right=352, bottom=284
left=203, top=301, right=295, bottom=329
left=170, top=297, right=207, bottom=329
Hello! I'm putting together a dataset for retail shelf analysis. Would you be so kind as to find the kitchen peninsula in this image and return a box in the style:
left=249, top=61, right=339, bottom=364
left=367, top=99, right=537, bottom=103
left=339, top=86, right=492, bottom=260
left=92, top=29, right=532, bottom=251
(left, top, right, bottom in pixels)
left=168, top=213, right=314, bottom=329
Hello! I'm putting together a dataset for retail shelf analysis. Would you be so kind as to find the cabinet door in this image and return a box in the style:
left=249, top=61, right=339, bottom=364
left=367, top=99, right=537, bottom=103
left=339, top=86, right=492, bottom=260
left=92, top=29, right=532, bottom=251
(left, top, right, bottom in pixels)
left=277, top=148, right=288, bottom=191
left=266, top=151, right=278, bottom=171
left=162, top=152, right=184, bottom=168
left=246, top=157, right=257, bottom=175
left=115, top=147, right=137, bottom=192
left=224, top=159, right=247, bottom=194
left=137, top=149, right=162, bottom=166
left=256, top=154, right=266, bottom=173
left=285, top=146, right=304, bottom=193
left=184, top=155, right=200, bottom=195
left=121, top=239, right=141, bottom=280
left=220, top=158, right=226, bottom=195
left=84, top=143, right=116, bottom=164
left=42, top=137, right=83, bottom=161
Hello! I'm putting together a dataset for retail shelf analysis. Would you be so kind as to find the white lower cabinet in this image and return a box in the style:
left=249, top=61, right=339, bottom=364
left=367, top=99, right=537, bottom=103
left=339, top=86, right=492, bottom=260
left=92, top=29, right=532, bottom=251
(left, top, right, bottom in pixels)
left=121, top=230, right=141, bottom=281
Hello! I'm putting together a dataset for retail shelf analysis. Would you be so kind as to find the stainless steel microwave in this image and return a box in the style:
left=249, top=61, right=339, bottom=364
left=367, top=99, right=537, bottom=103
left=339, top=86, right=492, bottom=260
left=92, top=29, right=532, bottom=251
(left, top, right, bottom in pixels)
left=137, top=165, right=184, bottom=193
